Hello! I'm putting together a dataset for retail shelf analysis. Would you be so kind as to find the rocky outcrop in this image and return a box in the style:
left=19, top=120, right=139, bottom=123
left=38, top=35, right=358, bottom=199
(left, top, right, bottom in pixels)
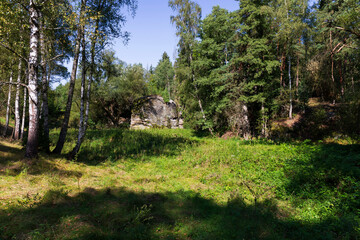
left=130, top=95, right=183, bottom=129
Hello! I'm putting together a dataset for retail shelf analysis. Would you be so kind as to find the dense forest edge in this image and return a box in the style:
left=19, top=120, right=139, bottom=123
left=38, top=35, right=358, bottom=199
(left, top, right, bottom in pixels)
left=1, top=0, right=360, bottom=239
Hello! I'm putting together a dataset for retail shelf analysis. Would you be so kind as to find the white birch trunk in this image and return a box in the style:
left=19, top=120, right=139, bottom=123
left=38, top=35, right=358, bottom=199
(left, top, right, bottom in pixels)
left=53, top=0, right=86, bottom=154
left=14, top=59, right=22, bottom=140
left=69, top=30, right=86, bottom=159
left=2, top=70, right=13, bottom=136
left=40, top=13, right=50, bottom=152
left=289, top=56, right=293, bottom=119
left=242, top=103, right=251, bottom=140
left=84, top=22, right=97, bottom=131
left=25, top=0, right=40, bottom=158
left=261, top=102, right=268, bottom=138
left=20, top=78, right=27, bottom=140
left=69, top=18, right=98, bottom=159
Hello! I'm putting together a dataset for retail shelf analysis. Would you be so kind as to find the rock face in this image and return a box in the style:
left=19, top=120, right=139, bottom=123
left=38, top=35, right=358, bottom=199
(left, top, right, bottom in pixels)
left=130, top=95, right=183, bottom=129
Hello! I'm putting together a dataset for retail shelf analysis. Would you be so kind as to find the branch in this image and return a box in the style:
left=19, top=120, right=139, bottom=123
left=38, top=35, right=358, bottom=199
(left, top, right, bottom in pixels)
left=337, top=43, right=358, bottom=52
left=44, top=27, right=67, bottom=30
left=19, top=2, right=29, bottom=12
left=0, top=42, right=28, bottom=63
left=41, top=0, right=51, bottom=5
left=11, top=0, right=29, bottom=12
left=337, top=44, right=347, bottom=53
left=49, top=54, right=64, bottom=62
left=331, top=41, right=343, bottom=54
left=335, top=26, right=360, bottom=39
left=0, top=81, right=39, bottom=107
left=0, top=81, right=29, bottom=90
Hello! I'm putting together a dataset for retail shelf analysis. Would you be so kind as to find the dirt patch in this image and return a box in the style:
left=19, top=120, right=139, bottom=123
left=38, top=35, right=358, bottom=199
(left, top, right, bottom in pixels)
left=273, top=114, right=301, bottom=129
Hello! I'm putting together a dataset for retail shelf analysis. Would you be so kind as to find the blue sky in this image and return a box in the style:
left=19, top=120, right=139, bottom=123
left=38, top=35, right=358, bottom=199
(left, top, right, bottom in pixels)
left=112, top=0, right=240, bottom=68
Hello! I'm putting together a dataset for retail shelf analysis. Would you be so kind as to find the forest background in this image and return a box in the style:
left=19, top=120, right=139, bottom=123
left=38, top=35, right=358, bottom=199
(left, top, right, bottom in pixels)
left=0, top=0, right=359, bottom=157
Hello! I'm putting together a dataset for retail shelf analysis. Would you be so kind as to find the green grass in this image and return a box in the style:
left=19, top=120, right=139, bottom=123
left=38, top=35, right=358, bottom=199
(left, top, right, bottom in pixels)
left=1, top=128, right=359, bottom=239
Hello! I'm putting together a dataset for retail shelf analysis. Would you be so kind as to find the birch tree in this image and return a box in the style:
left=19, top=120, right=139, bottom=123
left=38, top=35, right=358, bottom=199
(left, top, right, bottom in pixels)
left=25, top=0, right=41, bottom=158
left=69, top=0, right=137, bottom=159
left=52, top=0, right=87, bottom=154
left=13, top=58, right=23, bottom=140
left=2, top=67, right=14, bottom=137
left=0, top=2, right=27, bottom=139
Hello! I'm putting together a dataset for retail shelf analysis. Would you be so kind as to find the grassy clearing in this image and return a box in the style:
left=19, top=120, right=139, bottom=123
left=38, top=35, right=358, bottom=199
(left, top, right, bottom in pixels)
left=0, top=129, right=359, bottom=239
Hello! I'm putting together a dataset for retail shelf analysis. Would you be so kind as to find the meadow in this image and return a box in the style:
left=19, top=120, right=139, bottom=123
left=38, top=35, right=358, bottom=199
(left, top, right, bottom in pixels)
left=0, top=128, right=359, bottom=239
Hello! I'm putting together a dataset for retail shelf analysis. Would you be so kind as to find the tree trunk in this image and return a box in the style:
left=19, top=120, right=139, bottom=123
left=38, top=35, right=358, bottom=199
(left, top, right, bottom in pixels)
left=168, top=78, right=171, bottom=100
left=20, top=70, right=28, bottom=141
left=261, top=102, right=268, bottom=138
left=40, top=14, right=50, bottom=152
left=242, top=103, right=251, bottom=140
left=69, top=27, right=87, bottom=159
left=194, top=83, right=214, bottom=136
left=52, top=0, right=86, bottom=154
left=69, top=18, right=99, bottom=159
left=281, top=52, right=286, bottom=88
left=296, top=55, right=299, bottom=96
left=339, top=60, right=344, bottom=96
left=84, top=21, right=98, bottom=132
left=288, top=56, right=292, bottom=119
left=330, top=30, right=336, bottom=103
left=14, top=59, right=22, bottom=140
left=25, top=0, right=40, bottom=158
left=3, top=69, right=13, bottom=137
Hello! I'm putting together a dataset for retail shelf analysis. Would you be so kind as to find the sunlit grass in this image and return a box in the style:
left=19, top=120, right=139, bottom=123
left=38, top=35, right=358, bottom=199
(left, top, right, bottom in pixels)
left=0, top=129, right=359, bottom=239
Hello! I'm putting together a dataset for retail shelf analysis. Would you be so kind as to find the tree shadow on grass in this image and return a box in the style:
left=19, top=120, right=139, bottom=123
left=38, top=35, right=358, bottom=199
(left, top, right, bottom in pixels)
left=281, top=143, right=360, bottom=231
left=0, top=187, right=357, bottom=240
left=0, top=123, right=14, bottom=138
left=0, top=140, right=25, bottom=175
left=0, top=141, right=82, bottom=178
left=50, top=129, right=199, bottom=165
left=283, top=143, right=360, bottom=195
left=0, top=141, right=23, bottom=162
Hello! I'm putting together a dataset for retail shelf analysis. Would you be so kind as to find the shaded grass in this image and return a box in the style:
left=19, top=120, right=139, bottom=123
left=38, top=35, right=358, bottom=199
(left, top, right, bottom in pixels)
left=1, top=188, right=357, bottom=240
left=0, top=140, right=24, bottom=175
left=50, top=129, right=198, bottom=165
left=0, top=129, right=359, bottom=239
left=0, top=117, right=15, bottom=138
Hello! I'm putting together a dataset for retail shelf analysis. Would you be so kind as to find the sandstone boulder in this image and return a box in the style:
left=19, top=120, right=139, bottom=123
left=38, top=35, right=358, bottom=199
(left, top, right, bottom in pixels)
left=130, top=95, right=183, bottom=129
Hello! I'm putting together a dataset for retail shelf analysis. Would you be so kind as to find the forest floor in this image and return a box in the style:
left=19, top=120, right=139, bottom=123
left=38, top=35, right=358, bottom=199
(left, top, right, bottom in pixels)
left=271, top=98, right=354, bottom=141
left=0, top=128, right=359, bottom=239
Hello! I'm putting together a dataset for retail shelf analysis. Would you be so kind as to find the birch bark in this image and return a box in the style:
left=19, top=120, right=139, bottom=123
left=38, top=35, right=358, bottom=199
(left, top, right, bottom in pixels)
left=25, top=0, right=40, bottom=158
left=14, top=59, right=22, bottom=140
left=2, top=70, right=13, bottom=137
left=20, top=70, right=28, bottom=140
left=289, top=56, right=293, bottom=119
left=40, top=13, right=50, bottom=152
left=69, top=17, right=99, bottom=159
left=69, top=28, right=86, bottom=159
left=53, top=0, right=86, bottom=154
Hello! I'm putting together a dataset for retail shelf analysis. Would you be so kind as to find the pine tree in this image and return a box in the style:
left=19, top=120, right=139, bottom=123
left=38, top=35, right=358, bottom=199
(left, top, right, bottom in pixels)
left=150, top=52, right=175, bottom=101
left=225, top=0, right=278, bottom=137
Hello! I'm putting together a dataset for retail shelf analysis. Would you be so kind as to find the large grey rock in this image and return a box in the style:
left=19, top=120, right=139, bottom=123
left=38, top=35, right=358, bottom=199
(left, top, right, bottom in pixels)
left=130, top=95, right=183, bottom=129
